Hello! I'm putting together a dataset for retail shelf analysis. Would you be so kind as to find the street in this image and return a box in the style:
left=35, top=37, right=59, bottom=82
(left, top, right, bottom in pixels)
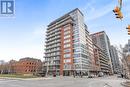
left=0, top=76, right=126, bottom=87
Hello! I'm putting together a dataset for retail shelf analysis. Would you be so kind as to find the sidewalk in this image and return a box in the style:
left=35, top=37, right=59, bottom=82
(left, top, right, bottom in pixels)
left=0, top=77, right=52, bottom=80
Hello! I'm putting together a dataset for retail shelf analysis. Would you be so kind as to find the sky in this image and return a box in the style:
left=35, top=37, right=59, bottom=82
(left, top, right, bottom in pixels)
left=0, top=0, right=130, bottom=62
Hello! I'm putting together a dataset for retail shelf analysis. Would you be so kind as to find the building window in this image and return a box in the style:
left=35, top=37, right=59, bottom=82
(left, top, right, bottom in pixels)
left=64, top=54, right=71, bottom=58
left=74, top=59, right=80, bottom=63
left=64, top=27, right=70, bottom=31
left=74, top=34, right=79, bottom=38
left=74, top=43, right=80, bottom=48
left=64, top=44, right=71, bottom=48
left=73, top=30, right=79, bottom=34
left=64, top=49, right=71, bottom=53
left=74, top=54, right=80, bottom=58
left=64, top=59, right=71, bottom=63
left=63, top=24, right=69, bottom=28
left=64, top=39, right=71, bottom=43
left=64, top=64, right=71, bottom=69
left=64, top=35, right=71, bottom=39
left=64, top=31, right=71, bottom=35
left=74, top=38, right=79, bottom=43
left=74, top=49, right=80, bottom=52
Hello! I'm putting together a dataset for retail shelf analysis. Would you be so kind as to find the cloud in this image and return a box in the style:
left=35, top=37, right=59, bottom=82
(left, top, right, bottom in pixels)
left=82, top=0, right=96, bottom=14
left=82, top=1, right=115, bottom=21
left=82, top=0, right=130, bottom=21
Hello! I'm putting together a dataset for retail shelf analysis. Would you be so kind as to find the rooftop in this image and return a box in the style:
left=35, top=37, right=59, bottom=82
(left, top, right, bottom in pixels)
left=48, top=8, right=83, bottom=27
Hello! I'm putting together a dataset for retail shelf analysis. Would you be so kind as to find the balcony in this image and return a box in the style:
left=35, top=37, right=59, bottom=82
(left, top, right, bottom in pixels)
left=46, top=40, right=61, bottom=46
left=47, top=29, right=60, bottom=36
left=46, top=31, right=61, bottom=39
left=47, top=25, right=60, bottom=34
left=46, top=36, right=61, bottom=43
left=53, top=57, right=60, bottom=60
left=45, top=48, right=60, bottom=53
left=46, top=43, right=61, bottom=49
left=45, top=52, right=61, bottom=57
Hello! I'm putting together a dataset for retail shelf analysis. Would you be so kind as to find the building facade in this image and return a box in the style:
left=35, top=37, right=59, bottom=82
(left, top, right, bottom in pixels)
left=110, top=45, right=120, bottom=74
left=0, top=58, right=42, bottom=75
left=121, top=55, right=130, bottom=78
left=128, top=40, right=130, bottom=53
left=123, top=39, right=130, bottom=55
left=93, top=44, right=110, bottom=75
left=0, top=61, right=9, bottom=74
left=91, top=31, right=113, bottom=74
left=45, top=8, right=94, bottom=76
left=15, top=58, right=42, bottom=74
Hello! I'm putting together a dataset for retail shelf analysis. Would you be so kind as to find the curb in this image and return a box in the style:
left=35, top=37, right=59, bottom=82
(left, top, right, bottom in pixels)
left=0, top=77, right=52, bottom=80
left=0, top=77, right=24, bottom=80
left=23, top=78, right=52, bottom=80
left=121, top=82, right=130, bottom=87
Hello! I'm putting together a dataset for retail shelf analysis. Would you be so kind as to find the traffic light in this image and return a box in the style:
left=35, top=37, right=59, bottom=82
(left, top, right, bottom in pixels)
left=126, top=25, right=130, bottom=35
left=113, top=6, right=120, bottom=13
left=115, top=11, right=123, bottom=19
left=113, top=6, right=123, bottom=19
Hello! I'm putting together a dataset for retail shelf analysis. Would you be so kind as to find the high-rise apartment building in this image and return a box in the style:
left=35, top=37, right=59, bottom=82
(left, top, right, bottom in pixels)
left=44, top=8, right=94, bottom=76
left=110, top=45, right=120, bottom=74
left=91, top=31, right=113, bottom=74
left=93, top=44, right=110, bottom=75
left=128, top=39, right=130, bottom=53
left=123, top=39, right=130, bottom=55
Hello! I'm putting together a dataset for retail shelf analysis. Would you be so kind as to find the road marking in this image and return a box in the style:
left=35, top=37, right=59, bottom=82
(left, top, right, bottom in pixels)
left=9, top=84, right=25, bottom=87
left=0, top=79, right=18, bottom=84
left=104, top=83, right=112, bottom=87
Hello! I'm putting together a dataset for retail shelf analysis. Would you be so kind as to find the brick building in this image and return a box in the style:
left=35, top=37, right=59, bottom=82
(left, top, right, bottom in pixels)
left=0, top=57, right=42, bottom=75
left=15, top=57, right=42, bottom=74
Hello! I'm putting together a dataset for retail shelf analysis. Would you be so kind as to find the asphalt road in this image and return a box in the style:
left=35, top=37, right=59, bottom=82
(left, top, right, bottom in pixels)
left=0, top=76, right=126, bottom=87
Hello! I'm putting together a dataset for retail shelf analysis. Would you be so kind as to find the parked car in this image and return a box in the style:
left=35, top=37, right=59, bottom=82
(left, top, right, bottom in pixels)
left=98, top=72, right=104, bottom=77
left=38, top=72, right=46, bottom=77
left=88, top=75, right=95, bottom=78
left=88, top=75, right=93, bottom=78
left=117, top=74, right=122, bottom=78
